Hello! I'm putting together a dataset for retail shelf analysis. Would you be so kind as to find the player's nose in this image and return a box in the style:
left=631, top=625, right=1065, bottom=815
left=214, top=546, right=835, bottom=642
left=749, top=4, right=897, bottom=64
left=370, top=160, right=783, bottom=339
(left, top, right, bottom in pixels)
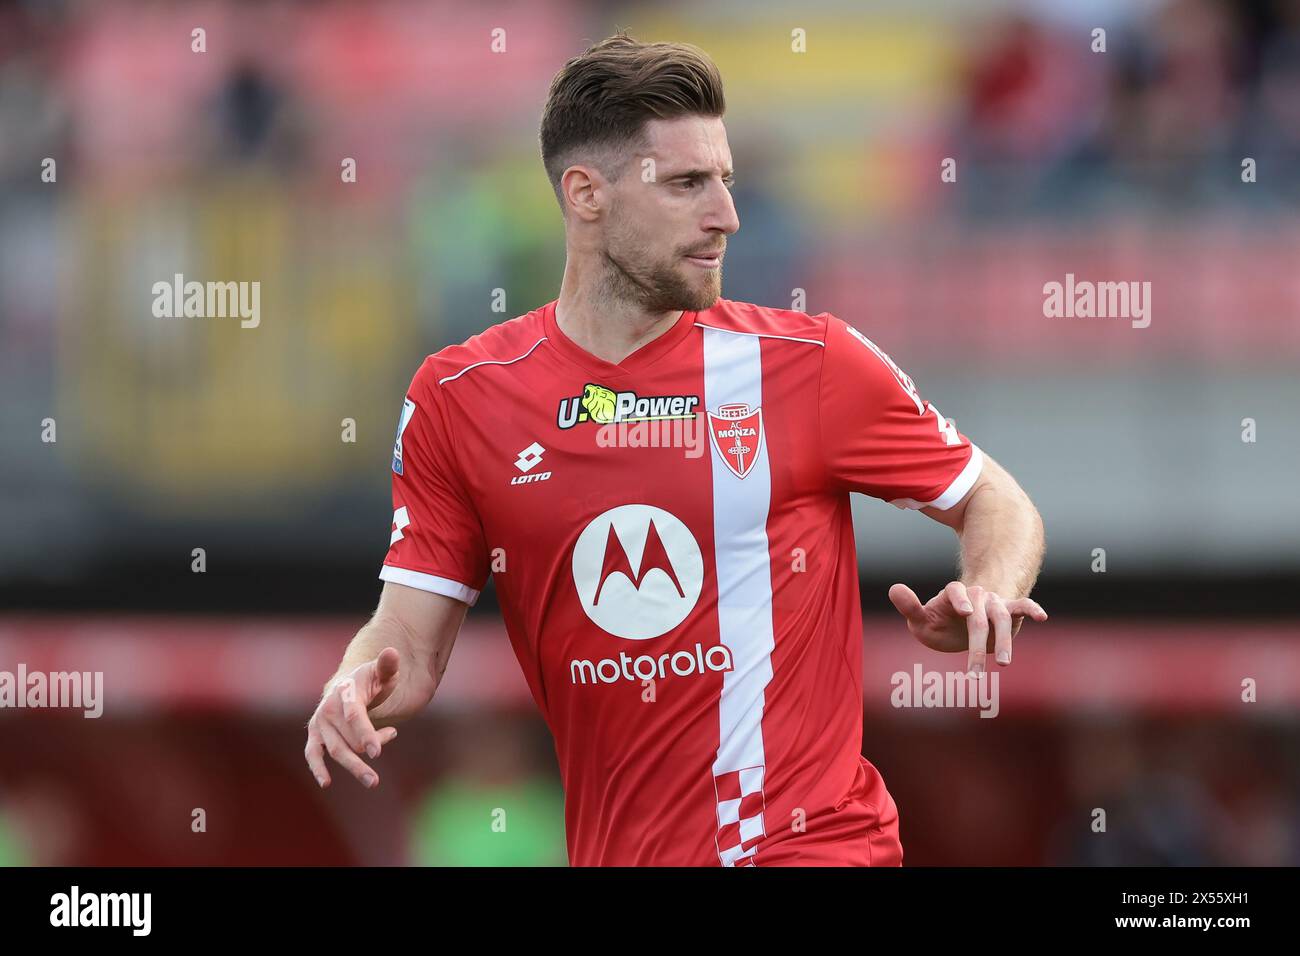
left=703, top=182, right=740, bottom=236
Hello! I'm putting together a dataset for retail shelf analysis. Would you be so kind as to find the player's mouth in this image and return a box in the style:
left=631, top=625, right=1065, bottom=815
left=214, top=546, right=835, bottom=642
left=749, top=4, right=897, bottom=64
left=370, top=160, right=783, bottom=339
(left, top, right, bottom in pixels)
left=684, top=249, right=724, bottom=268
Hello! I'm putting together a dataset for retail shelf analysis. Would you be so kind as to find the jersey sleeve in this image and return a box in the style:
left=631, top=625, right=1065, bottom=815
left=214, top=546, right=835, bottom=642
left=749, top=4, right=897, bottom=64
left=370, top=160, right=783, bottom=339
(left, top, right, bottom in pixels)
left=818, top=315, right=984, bottom=510
left=379, top=357, right=490, bottom=604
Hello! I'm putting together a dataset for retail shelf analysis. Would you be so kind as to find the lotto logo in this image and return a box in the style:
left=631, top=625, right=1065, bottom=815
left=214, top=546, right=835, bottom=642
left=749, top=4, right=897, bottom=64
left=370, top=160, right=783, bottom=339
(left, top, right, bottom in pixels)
left=511, top=442, right=551, bottom=485
left=514, top=442, right=545, bottom=472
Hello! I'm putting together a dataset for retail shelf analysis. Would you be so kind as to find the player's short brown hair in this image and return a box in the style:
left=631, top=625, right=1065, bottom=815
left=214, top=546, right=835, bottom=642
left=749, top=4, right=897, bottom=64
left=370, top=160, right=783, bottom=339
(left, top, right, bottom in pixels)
left=539, top=33, right=726, bottom=209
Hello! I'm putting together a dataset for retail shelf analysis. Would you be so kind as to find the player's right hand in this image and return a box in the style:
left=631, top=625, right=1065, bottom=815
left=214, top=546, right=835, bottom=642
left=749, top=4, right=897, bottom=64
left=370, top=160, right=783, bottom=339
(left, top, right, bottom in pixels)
left=304, top=647, right=403, bottom=790
left=888, top=581, right=1047, bottom=673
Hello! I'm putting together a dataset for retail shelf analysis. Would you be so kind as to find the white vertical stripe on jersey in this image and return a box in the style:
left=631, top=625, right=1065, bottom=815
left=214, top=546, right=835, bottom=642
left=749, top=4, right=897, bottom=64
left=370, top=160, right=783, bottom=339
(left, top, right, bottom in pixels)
left=702, top=326, right=776, bottom=867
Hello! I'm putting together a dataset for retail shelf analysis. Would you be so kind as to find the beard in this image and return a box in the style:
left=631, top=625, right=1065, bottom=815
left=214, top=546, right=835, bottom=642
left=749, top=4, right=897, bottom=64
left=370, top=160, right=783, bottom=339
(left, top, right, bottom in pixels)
left=599, top=231, right=722, bottom=314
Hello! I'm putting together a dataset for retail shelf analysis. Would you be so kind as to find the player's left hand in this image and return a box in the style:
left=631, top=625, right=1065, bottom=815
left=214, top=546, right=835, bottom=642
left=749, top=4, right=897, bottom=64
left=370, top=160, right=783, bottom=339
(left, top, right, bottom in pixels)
left=888, top=581, right=1047, bottom=673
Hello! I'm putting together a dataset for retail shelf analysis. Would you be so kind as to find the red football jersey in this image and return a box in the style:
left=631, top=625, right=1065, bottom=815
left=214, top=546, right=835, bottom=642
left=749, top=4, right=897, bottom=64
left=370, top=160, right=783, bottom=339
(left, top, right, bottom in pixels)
left=381, top=298, right=983, bottom=866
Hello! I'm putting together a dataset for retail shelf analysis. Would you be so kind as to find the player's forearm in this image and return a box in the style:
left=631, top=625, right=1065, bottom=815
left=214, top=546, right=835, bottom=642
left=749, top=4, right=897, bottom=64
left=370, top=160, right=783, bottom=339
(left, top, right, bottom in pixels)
left=954, top=463, right=1045, bottom=599
left=323, top=611, right=439, bottom=701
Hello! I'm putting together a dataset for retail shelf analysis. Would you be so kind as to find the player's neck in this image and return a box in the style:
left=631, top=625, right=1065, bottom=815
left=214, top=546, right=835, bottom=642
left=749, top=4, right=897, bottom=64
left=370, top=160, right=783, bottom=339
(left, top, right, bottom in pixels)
left=555, top=274, right=683, bottom=366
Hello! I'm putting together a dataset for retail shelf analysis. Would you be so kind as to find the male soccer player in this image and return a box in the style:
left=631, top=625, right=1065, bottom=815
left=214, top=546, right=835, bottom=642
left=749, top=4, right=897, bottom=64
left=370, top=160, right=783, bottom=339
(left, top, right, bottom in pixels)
left=305, top=34, right=1047, bottom=866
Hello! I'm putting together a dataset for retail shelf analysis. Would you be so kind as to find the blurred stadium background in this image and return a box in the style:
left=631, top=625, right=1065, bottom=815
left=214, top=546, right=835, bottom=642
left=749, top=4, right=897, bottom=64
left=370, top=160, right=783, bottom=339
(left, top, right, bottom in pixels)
left=2, top=0, right=1299, bottom=865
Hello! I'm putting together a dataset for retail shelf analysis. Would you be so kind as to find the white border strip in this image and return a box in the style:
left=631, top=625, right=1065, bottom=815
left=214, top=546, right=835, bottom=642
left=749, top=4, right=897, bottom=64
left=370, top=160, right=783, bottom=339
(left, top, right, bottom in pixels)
left=694, top=322, right=823, bottom=347
left=437, top=337, right=548, bottom=386
left=379, top=565, right=481, bottom=606
left=889, top=444, right=985, bottom=511
left=702, top=325, right=776, bottom=866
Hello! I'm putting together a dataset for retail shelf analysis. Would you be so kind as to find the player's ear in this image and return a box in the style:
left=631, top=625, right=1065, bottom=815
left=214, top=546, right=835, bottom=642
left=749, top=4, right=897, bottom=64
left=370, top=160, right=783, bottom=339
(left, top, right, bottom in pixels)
left=561, top=165, right=602, bottom=222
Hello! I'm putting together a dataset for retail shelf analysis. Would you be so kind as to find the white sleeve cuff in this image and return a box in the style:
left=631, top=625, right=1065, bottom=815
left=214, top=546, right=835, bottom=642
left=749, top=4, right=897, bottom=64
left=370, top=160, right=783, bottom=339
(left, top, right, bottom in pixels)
left=379, top=565, right=481, bottom=606
left=888, top=444, right=985, bottom=511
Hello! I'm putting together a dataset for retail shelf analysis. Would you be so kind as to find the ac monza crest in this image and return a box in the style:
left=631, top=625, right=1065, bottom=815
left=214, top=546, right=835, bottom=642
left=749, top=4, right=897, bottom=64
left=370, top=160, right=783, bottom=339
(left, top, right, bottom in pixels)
left=707, top=403, right=764, bottom=480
